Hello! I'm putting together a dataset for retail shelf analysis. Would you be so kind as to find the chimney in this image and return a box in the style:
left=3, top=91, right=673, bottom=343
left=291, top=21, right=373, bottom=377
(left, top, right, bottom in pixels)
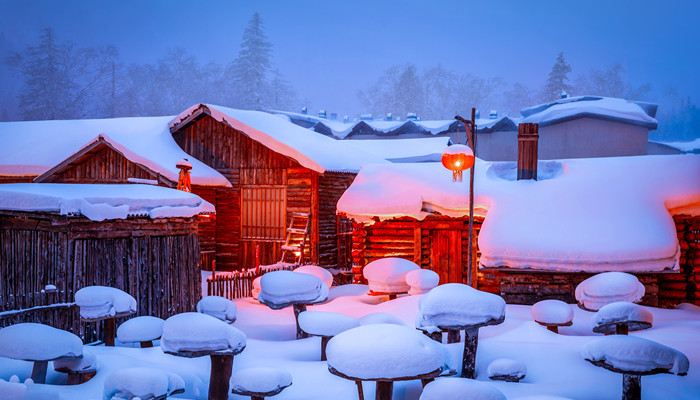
left=301, top=106, right=308, bottom=115
left=517, top=123, right=539, bottom=180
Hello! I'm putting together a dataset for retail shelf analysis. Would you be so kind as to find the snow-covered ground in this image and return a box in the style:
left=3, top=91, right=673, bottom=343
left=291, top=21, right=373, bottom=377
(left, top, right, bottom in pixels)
left=1, top=285, right=699, bottom=399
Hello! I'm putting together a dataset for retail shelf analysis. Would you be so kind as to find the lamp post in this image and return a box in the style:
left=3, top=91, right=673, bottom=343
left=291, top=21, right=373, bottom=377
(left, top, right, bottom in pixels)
left=442, top=108, right=477, bottom=287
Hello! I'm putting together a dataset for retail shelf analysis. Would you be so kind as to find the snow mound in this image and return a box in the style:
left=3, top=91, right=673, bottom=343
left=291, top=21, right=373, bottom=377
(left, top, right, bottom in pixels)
left=294, top=265, right=334, bottom=288
left=582, top=335, right=689, bottom=375
left=592, top=302, right=653, bottom=326
left=0, top=323, right=82, bottom=361
left=487, top=358, right=527, bottom=381
left=160, top=313, right=246, bottom=355
left=0, top=377, right=59, bottom=400
left=252, top=276, right=262, bottom=300
left=420, top=378, right=506, bottom=400
left=531, top=300, right=574, bottom=325
left=416, top=284, right=505, bottom=330
left=102, top=367, right=184, bottom=400
left=258, top=270, right=329, bottom=308
left=298, top=311, right=360, bottom=337
left=75, top=286, right=137, bottom=319
left=405, top=269, right=439, bottom=295
left=54, top=349, right=96, bottom=373
left=230, top=367, right=292, bottom=396
left=327, top=324, right=448, bottom=380
left=363, top=257, right=420, bottom=293
left=197, top=296, right=237, bottom=323
left=117, top=316, right=165, bottom=344
left=359, top=312, right=406, bottom=326
left=575, top=272, right=645, bottom=311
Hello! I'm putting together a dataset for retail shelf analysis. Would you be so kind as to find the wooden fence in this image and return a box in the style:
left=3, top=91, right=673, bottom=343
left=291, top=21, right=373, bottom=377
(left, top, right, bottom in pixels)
left=207, top=263, right=296, bottom=299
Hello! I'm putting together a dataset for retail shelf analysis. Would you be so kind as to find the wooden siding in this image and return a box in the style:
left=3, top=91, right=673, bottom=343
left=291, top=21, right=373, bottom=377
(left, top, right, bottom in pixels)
left=0, top=176, right=36, bottom=184
left=318, top=172, right=356, bottom=267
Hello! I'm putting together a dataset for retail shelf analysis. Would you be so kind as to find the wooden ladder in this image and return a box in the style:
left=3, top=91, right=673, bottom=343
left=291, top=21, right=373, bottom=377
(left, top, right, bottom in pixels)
left=280, top=212, right=310, bottom=264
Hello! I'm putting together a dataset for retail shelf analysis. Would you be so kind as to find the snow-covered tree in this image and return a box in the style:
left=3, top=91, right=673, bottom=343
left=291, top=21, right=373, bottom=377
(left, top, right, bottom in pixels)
left=541, top=52, right=573, bottom=102
left=576, top=63, right=651, bottom=100
left=228, top=12, right=273, bottom=109
left=270, top=68, right=299, bottom=111
left=503, top=82, right=536, bottom=116
left=358, top=63, right=424, bottom=120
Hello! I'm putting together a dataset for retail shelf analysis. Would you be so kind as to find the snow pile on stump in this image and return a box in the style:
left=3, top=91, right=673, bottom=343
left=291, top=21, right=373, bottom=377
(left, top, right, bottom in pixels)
left=575, top=272, right=645, bottom=311
left=363, top=257, right=420, bottom=294
left=117, top=316, right=164, bottom=347
left=487, top=358, right=527, bottom=382
left=294, top=265, right=334, bottom=288
left=420, top=378, right=506, bottom=400
left=592, top=302, right=653, bottom=334
left=582, top=335, right=688, bottom=375
left=258, top=270, right=329, bottom=307
left=359, top=312, right=405, bottom=326
left=405, top=269, right=439, bottom=295
left=531, top=300, right=574, bottom=332
left=197, top=295, right=237, bottom=323
left=0, top=323, right=83, bottom=361
left=160, top=312, right=246, bottom=355
left=75, top=286, right=137, bottom=319
left=230, top=367, right=292, bottom=398
left=103, top=367, right=185, bottom=400
left=416, top=283, right=505, bottom=330
left=298, top=311, right=360, bottom=337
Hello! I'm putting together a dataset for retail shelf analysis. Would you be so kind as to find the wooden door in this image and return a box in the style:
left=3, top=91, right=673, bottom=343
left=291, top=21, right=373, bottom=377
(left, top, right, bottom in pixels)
left=431, top=230, right=463, bottom=284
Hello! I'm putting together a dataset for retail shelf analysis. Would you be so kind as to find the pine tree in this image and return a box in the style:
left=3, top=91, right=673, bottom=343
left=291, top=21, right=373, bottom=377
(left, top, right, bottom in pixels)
left=229, top=12, right=273, bottom=109
left=542, top=52, right=573, bottom=102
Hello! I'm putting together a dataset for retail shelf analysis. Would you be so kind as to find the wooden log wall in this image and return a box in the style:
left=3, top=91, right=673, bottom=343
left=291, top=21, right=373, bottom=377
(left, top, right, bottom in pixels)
left=318, top=172, right=356, bottom=267
left=0, top=176, right=36, bottom=184
left=0, top=211, right=202, bottom=342
left=658, top=214, right=700, bottom=307
left=47, top=145, right=161, bottom=184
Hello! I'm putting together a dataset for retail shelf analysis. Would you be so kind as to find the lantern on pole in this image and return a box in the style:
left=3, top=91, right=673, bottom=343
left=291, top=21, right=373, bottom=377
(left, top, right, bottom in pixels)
left=176, top=158, right=192, bottom=192
left=441, top=144, right=474, bottom=182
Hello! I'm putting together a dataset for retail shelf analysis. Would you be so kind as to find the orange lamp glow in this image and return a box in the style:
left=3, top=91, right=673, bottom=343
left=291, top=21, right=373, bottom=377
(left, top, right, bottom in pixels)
left=441, top=144, right=474, bottom=182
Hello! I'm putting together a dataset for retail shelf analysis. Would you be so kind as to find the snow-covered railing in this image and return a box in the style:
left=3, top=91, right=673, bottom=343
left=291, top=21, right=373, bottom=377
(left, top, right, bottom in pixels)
left=207, top=262, right=297, bottom=299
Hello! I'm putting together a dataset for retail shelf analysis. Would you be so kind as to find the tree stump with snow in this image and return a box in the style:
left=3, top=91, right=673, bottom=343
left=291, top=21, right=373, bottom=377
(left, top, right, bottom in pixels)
left=363, top=257, right=420, bottom=300
left=230, top=367, right=292, bottom=400
left=531, top=299, right=574, bottom=334
left=582, top=335, right=689, bottom=400
left=197, top=295, right=238, bottom=324
left=117, top=316, right=164, bottom=348
left=416, top=283, right=506, bottom=379
left=161, top=313, right=247, bottom=400
left=258, top=270, right=329, bottom=339
left=575, top=272, right=645, bottom=311
left=75, top=286, right=137, bottom=346
left=54, top=349, right=97, bottom=385
left=103, top=367, right=185, bottom=400
left=592, top=302, right=653, bottom=335
left=405, top=269, right=440, bottom=296
left=487, top=358, right=527, bottom=382
left=298, top=311, right=360, bottom=360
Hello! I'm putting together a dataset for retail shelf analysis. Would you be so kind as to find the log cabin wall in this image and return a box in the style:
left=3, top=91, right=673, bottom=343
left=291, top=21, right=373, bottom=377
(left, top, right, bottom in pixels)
left=0, top=176, right=36, bottom=184
left=50, top=145, right=159, bottom=184
left=0, top=211, right=201, bottom=340
left=318, top=172, right=356, bottom=267
left=172, top=114, right=318, bottom=270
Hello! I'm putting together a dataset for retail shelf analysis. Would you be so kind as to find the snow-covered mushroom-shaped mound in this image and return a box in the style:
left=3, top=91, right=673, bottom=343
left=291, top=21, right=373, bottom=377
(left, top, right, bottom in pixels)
left=327, top=324, right=451, bottom=400
left=511, top=396, right=575, bottom=400
left=531, top=300, right=574, bottom=333
left=405, top=269, right=439, bottom=295
left=0, top=323, right=83, bottom=384
left=487, top=358, right=527, bottom=382
left=416, top=283, right=505, bottom=379
left=103, top=367, right=185, bottom=400
left=592, top=302, right=653, bottom=335
left=359, top=312, right=405, bottom=326
left=294, top=265, right=334, bottom=288
left=298, top=311, right=360, bottom=360
left=197, top=295, right=237, bottom=324
left=582, top=335, right=689, bottom=400
left=161, top=313, right=247, bottom=400
left=75, top=286, right=137, bottom=319
left=420, top=378, right=506, bottom=400
left=363, top=257, right=420, bottom=296
left=575, top=272, right=645, bottom=311
left=117, top=316, right=164, bottom=348
left=54, top=349, right=96, bottom=385
left=230, top=367, right=293, bottom=399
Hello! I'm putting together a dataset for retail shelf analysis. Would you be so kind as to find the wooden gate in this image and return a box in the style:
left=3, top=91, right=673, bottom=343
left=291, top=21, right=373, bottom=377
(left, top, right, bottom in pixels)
left=430, top=229, right=464, bottom=284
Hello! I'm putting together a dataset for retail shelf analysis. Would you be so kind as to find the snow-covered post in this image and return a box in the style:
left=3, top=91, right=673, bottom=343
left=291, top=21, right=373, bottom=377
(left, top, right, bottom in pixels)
left=197, top=295, right=238, bottom=324
left=161, top=313, right=247, bottom=400
left=592, top=302, right=653, bottom=335
left=575, top=272, right=645, bottom=311
left=258, top=270, right=329, bottom=339
left=416, top=283, right=505, bottom=379
left=116, top=316, right=165, bottom=348
left=363, top=257, right=420, bottom=300
left=54, top=349, right=96, bottom=385
left=103, top=367, right=185, bottom=399
left=75, top=286, right=137, bottom=346
left=582, top=335, right=688, bottom=400
left=230, top=368, right=293, bottom=400
left=298, top=311, right=360, bottom=360
left=531, top=299, right=574, bottom=334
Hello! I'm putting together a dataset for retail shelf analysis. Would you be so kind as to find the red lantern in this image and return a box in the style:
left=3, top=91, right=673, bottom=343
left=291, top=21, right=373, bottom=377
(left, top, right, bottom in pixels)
left=441, top=144, right=474, bottom=182
left=176, top=158, right=193, bottom=192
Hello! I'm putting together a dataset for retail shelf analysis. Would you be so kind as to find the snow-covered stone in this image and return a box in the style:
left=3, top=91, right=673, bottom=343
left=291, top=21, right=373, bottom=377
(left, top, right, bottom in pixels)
left=258, top=270, right=329, bottom=308
left=416, top=283, right=506, bottom=330
left=359, top=312, right=405, bottom=326
left=54, top=349, right=96, bottom=373
left=298, top=311, right=360, bottom=337
left=405, top=269, right=439, bottom=295
left=326, top=323, right=448, bottom=380
left=230, top=367, right=292, bottom=396
left=117, top=316, right=164, bottom=344
left=294, top=265, right=334, bottom=288
left=362, top=257, right=420, bottom=294
left=531, top=300, right=574, bottom=326
left=582, top=335, right=689, bottom=375
left=75, top=286, right=137, bottom=319
left=197, top=295, right=237, bottom=323
left=592, top=302, right=653, bottom=333
left=160, top=312, right=246, bottom=355
left=575, top=272, right=645, bottom=311
left=102, top=367, right=184, bottom=400
left=420, top=378, right=506, bottom=400
left=487, top=358, right=527, bottom=382
left=0, top=323, right=82, bottom=361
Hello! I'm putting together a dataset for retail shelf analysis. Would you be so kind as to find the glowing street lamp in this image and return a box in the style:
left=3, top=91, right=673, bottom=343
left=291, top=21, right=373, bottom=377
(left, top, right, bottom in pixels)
left=443, top=109, right=477, bottom=286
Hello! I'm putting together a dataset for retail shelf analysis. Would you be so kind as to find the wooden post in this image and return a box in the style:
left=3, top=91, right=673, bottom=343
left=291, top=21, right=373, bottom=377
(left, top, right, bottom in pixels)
left=355, top=381, right=365, bottom=400
left=104, top=317, right=116, bottom=346
left=447, top=329, right=460, bottom=343
left=209, top=354, right=233, bottom=400
left=375, top=381, right=394, bottom=400
left=547, top=325, right=559, bottom=334
left=31, top=360, right=48, bottom=384
left=517, top=123, right=539, bottom=181
left=293, top=304, right=309, bottom=339
left=461, top=327, right=479, bottom=379
left=617, top=323, right=629, bottom=335
left=140, top=340, right=154, bottom=348
left=321, top=336, right=331, bottom=361
left=622, top=374, right=641, bottom=400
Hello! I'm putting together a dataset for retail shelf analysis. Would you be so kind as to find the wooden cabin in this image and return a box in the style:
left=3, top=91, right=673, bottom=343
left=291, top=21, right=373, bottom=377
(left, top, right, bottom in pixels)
left=168, top=104, right=387, bottom=271
left=0, top=183, right=211, bottom=339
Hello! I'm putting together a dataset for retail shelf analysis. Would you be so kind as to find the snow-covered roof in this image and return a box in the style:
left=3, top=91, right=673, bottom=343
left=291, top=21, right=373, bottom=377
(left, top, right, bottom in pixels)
left=343, top=137, right=451, bottom=163
left=0, top=183, right=215, bottom=221
left=654, top=138, right=700, bottom=153
left=520, top=96, right=658, bottom=129
left=170, top=104, right=389, bottom=173
left=337, top=154, right=700, bottom=272
left=0, top=116, right=230, bottom=187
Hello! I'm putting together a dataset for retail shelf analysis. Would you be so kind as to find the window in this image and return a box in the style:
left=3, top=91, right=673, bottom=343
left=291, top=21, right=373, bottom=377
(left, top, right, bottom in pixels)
left=241, top=186, right=286, bottom=240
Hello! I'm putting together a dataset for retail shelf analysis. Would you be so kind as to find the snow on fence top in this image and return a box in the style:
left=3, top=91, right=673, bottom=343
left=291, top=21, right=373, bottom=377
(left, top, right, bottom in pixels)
left=0, top=116, right=230, bottom=186
left=170, top=104, right=388, bottom=173
left=338, top=154, right=700, bottom=273
left=520, top=96, right=658, bottom=129
left=0, top=183, right=215, bottom=221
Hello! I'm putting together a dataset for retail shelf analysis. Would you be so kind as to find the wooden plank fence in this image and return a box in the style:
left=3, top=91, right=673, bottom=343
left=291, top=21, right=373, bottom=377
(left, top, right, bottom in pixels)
left=207, top=263, right=296, bottom=299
